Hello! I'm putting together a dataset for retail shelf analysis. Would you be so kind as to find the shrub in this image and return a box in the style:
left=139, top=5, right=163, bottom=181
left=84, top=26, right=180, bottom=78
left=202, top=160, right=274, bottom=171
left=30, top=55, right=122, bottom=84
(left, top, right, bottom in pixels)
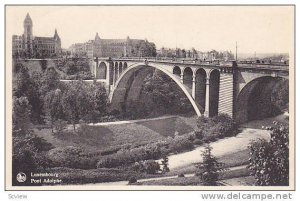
left=46, top=167, right=147, bottom=184
left=53, top=119, right=67, bottom=133
left=196, top=114, right=237, bottom=141
left=97, top=142, right=163, bottom=168
left=143, top=160, right=161, bottom=174
left=248, top=123, right=289, bottom=186
left=48, top=146, right=97, bottom=169
left=195, top=144, right=225, bottom=186
left=161, top=155, right=170, bottom=173
left=178, top=173, right=185, bottom=178
left=193, top=138, right=203, bottom=145
left=12, top=134, right=53, bottom=186
left=128, top=176, right=137, bottom=184
left=168, top=133, right=195, bottom=153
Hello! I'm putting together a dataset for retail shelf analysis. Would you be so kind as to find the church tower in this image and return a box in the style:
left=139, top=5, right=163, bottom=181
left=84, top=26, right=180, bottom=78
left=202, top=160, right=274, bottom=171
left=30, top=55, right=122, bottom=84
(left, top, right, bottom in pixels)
left=23, top=13, right=33, bottom=56
left=54, top=29, right=62, bottom=54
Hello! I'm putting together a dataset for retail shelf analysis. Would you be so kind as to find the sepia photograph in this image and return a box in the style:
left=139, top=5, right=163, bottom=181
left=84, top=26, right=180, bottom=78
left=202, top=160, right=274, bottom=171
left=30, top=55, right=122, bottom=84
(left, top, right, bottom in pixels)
left=5, top=5, right=295, bottom=191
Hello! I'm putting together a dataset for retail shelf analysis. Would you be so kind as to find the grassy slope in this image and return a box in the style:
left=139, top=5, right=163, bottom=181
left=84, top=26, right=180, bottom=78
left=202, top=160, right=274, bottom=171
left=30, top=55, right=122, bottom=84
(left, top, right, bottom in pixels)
left=34, top=116, right=197, bottom=152
left=19, top=60, right=67, bottom=78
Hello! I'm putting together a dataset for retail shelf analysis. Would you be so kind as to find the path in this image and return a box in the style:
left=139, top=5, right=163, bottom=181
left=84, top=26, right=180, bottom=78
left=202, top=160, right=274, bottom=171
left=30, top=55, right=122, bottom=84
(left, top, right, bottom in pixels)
left=85, top=128, right=270, bottom=186
left=65, top=115, right=177, bottom=130
left=166, top=128, right=270, bottom=170
left=83, top=113, right=288, bottom=186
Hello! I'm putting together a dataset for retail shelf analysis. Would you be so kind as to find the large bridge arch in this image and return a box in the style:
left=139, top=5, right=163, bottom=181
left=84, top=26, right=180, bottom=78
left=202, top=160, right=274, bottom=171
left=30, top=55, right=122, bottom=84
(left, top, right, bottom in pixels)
left=110, top=63, right=202, bottom=116
left=234, top=76, right=288, bottom=124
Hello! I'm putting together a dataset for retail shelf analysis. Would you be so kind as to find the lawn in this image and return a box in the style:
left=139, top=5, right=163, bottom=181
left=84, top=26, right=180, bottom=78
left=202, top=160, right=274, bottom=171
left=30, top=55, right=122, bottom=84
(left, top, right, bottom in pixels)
left=34, top=116, right=197, bottom=152
left=44, top=167, right=162, bottom=185
left=135, top=166, right=251, bottom=186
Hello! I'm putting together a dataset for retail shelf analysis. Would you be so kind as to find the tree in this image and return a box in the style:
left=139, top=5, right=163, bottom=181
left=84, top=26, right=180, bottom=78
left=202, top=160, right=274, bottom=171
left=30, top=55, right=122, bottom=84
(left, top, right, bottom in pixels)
left=248, top=123, right=289, bottom=186
left=83, top=83, right=108, bottom=123
left=61, top=81, right=84, bottom=131
left=44, top=89, right=65, bottom=132
left=12, top=133, right=53, bottom=186
left=61, top=81, right=109, bottom=130
left=12, top=96, right=31, bottom=133
left=39, top=59, right=48, bottom=71
left=161, top=155, right=170, bottom=173
left=271, top=79, right=289, bottom=113
left=13, top=66, right=44, bottom=124
left=195, top=144, right=225, bottom=186
left=142, top=70, right=193, bottom=116
left=39, top=66, right=60, bottom=96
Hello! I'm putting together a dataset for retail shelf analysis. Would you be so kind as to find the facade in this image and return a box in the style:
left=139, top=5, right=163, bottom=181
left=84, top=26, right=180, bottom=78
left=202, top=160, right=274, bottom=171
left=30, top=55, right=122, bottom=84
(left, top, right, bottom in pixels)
left=12, top=13, right=62, bottom=58
left=69, top=33, right=144, bottom=58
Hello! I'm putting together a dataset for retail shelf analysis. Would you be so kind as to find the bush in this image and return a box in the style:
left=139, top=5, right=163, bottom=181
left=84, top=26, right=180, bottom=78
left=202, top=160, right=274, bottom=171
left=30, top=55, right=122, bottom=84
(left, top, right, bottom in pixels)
left=168, top=133, right=195, bottom=153
left=96, top=133, right=195, bottom=169
left=143, top=160, right=161, bottom=174
left=12, top=134, right=53, bottom=186
left=48, top=146, right=97, bottom=169
left=45, top=167, right=148, bottom=184
left=193, top=138, right=203, bottom=145
left=178, top=173, right=185, bottom=178
left=248, top=123, right=289, bottom=186
left=128, top=176, right=137, bottom=184
left=97, top=143, right=162, bottom=168
left=196, top=114, right=237, bottom=140
left=53, top=119, right=67, bottom=133
left=195, top=144, right=225, bottom=186
left=161, top=155, right=170, bottom=173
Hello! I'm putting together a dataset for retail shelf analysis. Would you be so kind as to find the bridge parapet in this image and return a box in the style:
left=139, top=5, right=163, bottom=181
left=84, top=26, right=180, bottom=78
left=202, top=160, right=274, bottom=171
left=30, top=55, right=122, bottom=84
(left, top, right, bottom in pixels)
left=237, top=63, right=289, bottom=71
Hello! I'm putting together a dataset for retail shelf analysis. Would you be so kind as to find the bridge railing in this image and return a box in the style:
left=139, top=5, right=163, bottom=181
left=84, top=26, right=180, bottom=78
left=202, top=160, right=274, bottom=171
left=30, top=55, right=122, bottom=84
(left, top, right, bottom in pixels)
left=109, top=56, right=231, bottom=66
left=97, top=57, right=289, bottom=71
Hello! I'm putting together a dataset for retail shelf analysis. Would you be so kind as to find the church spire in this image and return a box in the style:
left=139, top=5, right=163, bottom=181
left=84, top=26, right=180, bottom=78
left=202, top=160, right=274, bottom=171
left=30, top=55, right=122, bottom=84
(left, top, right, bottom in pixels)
left=54, top=28, right=60, bottom=41
left=24, top=13, right=32, bottom=24
left=95, top=32, right=101, bottom=41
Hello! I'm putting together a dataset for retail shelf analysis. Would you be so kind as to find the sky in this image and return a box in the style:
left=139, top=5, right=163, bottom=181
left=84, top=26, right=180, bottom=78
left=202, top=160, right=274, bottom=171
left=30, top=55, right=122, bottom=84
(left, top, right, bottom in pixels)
left=6, top=6, right=294, bottom=54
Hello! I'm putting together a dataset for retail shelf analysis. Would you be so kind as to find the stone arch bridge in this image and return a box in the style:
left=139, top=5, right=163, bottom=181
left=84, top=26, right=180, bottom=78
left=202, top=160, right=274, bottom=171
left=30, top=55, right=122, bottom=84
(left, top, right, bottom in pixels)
left=93, top=57, right=289, bottom=124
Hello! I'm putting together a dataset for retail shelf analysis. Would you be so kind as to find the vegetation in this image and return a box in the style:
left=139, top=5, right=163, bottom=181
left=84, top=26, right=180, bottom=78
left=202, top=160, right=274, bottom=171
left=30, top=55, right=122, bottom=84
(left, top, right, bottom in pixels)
left=47, top=146, right=97, bottom=169
left=195, top=114, right=237, bottom=141
left=12, top=125, right=53, bottom=186
left=123, top=70, right=194, bottom=119
left=55, top=58, right=93, bottom=80
left=45, top=167, right=154, bottom=185
left=161, top=155, right=170, bottom=173
left=271, top=79, right=289, bottom=113
left=195, top=145, right=225, bottom=186
left=128, top=40, right=157, bottom=57
left=61, top=81, right=108, bottom=130
left=13, top=64, right=44, bottom=124
left=248, top=123, right=289, bottom=186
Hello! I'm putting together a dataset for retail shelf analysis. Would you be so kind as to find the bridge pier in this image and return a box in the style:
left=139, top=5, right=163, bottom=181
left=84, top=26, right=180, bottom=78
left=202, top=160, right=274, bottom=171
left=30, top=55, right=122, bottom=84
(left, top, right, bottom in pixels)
left=204, top=78, right=210, bottom=117
left=192, top=75, right=196, bottom=99
left=180, top=72, right=184, bottom=83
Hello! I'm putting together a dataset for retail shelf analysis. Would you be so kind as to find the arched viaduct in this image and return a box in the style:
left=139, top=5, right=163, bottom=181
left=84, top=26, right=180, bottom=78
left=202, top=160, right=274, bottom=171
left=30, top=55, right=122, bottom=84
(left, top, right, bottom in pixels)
left=92, top=58, right=289, bottom=124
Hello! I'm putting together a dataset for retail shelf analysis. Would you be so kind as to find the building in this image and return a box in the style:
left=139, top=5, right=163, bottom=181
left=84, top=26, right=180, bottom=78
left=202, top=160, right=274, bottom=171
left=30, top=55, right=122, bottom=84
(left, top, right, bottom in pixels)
left=12, top=13, right=62, bottom=58
left=69, top=33, right=148, bottom=58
